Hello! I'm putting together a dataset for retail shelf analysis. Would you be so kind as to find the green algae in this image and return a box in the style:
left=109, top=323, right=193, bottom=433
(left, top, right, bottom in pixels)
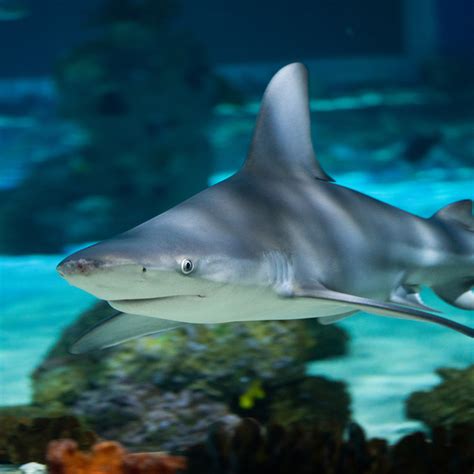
left=406, top=364, right=474, bottom=428
left=31, top=301, right=350, bottom=449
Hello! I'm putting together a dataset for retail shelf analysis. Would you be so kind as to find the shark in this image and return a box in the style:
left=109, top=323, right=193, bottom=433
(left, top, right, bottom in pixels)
left=57, top=63, right=474, bottom=354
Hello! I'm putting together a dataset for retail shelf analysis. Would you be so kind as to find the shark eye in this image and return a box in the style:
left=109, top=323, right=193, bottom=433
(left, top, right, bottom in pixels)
left=180, top=258, right=194, bottom=275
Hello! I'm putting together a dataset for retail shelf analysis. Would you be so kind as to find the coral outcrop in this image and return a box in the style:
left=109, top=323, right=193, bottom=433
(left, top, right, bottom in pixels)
left=3, top=417, right=473, bottom=473
left=70, top=386, right=237, bottom=452
left=32, top=301, right=350, bottom=451
left=46, top=439, right=186, bottom=474
left=406, top=364, right=474, bottom=429
left=185, top=418, right=474, bottom=474
left=0, top=408, right=97, bottom=464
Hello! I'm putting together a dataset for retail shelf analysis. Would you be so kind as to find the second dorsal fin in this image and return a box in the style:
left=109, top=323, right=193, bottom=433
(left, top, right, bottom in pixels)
left=244, top=63, right=333, bottom=181
left=432, top=200, right=474, bottom=231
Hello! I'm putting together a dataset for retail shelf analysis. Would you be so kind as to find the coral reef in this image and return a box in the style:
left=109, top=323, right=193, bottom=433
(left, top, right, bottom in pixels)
left=406, top=364, right=474, bottom=429
left=71, top=386, right=237, bottom=452
left=2, top=417, right=472, bottom=473
left=32, top=301, right=349, bottom=450
left=264, top=377, right=349, bottom=426
left=0, top=408, right=97, bottom=465
left=0, top=0, right=223, bottom=253
left=185, top=418, right=474, bottom=474
left=46, top=439, right=186, bottom=474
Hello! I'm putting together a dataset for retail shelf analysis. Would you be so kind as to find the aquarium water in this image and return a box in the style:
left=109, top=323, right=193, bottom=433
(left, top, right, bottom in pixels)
left=1, top=169, right=472, bottom=442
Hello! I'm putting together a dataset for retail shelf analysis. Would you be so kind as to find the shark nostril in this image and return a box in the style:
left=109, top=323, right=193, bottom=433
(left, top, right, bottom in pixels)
left=76, top=259, right=97, bottom=274
left=57, top=258, right=100, bottom=277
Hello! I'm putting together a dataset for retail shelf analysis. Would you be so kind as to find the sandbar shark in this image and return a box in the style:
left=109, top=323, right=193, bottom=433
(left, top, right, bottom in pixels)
left=57, top=63, right=474, bottom=354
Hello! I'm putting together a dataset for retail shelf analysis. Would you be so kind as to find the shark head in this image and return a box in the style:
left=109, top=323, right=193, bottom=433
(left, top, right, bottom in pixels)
left=57, top=186, right=272, bottom=305
left=57, top=62, right=320, bottom=315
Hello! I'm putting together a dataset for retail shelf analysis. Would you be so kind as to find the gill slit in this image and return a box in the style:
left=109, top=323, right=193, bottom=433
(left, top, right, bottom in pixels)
left=264, top=250, right=294, bottom=296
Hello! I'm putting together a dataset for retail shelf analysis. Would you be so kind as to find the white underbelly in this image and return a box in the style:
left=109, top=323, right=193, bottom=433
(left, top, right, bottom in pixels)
left=109, top=283, right=353, bottom=324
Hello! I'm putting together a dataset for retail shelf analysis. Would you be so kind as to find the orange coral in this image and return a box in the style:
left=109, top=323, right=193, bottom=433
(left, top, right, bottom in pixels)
left=47, top=439, right=186, bottom=474
left=124, top=453, right=187, bottom=474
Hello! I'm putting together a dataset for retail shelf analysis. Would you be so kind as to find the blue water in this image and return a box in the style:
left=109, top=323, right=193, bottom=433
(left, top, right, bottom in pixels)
left=0, top=171, right=473, bottom=442
left=0, top=254, right=93, bottom=404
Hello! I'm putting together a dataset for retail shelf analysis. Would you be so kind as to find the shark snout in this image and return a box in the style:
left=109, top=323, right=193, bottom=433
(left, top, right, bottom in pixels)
left=56, top=242, right=121, bottom=280
left=57, top=237, right=143, bottom=280
left=56, top=247, right=148, bottom=300
left=57, top=257, right=102, bottom=277
left=56, top=239, right=166, bottom=300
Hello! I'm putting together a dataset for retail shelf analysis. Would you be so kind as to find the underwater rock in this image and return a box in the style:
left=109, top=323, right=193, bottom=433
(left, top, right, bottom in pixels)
left=3, top=419, right=473, bottom=473
left=46, top=439, right=186, bottom=474
left=185, top=418, right=474, bottom=474
left=0, top=408, right=97, bottom=465
left=72, top=384, right=236, bottom=452
left=406, top=364, right=474, bottom=429
left=35, top=302, right=348, bottom=395
left=32, top=301, right=349, bottom=450
left=264, top=377, right=350, bottom=426
left=0, top=0, right=225, bottom=253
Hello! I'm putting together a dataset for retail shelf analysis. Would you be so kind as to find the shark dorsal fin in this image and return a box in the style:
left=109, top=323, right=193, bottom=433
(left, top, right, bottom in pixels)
left=244, top=63, right=333, bottom=181
left=432, top=200, right=474, bottom=230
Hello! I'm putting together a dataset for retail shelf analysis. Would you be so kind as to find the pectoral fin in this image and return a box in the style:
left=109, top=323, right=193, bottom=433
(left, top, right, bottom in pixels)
left=70, top=312, right=184, bottom=354
left=318, top=312, right=357, bottom=325
left=389, top=285, right=439, bottom=312
left=294, top=287, right=474, bottom=338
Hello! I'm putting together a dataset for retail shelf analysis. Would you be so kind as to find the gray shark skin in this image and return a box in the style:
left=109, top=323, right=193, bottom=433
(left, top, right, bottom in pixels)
left=57, top=63, right=474, bottom=354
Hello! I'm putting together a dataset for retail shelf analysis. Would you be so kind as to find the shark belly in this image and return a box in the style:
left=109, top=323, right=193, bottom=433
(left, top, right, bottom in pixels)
left=109, top=283, right=353, bottom=324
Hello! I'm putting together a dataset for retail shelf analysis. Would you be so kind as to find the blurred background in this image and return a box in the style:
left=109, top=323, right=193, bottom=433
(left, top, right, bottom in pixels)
left=0, top=0, right=473, bottom=250
left=0, top=0, right=473, bottom=462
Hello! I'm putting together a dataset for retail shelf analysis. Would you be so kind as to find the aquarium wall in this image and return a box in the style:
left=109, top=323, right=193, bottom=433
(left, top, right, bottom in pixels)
left=0, top=0, right=469, bottom=78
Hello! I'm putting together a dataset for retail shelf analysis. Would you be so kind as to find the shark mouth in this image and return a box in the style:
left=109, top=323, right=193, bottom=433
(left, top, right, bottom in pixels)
left=109, top=294, right=206, bottom=303
left=108, top=294, right=206, bottom=319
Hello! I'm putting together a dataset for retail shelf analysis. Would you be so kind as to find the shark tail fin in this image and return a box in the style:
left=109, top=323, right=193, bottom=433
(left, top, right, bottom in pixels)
left=431, top=199, right=474, bottom=231
left=431, top=200, right=474, bottom=310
